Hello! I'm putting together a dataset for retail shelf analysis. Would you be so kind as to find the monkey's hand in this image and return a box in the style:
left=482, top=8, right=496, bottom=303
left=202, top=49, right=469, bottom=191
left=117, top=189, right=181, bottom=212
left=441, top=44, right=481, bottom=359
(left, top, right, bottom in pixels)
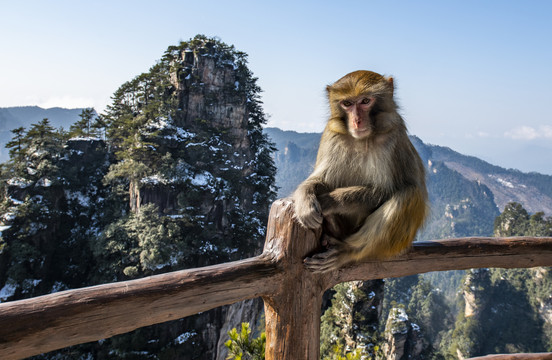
left=293, top=193, right=323, bottom=229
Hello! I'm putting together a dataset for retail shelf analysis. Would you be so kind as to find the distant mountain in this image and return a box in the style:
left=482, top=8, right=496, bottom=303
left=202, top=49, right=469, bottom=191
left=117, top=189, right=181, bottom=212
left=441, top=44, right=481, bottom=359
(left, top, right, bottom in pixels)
left=430, top=144, right=552, bottom=215
left=265, top=127, right=552, bottom=242
left=0, top=106, right=84, bottom=161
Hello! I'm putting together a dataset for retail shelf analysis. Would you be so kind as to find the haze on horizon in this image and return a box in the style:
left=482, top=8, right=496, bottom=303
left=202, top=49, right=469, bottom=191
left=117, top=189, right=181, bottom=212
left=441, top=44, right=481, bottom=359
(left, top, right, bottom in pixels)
left=1, top=0, right=551, bottom=175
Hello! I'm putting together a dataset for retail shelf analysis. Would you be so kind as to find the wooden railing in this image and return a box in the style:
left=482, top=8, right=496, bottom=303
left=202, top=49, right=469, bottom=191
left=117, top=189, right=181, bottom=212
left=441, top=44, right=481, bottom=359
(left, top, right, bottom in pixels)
left=1, top=198, right=552, bottom=360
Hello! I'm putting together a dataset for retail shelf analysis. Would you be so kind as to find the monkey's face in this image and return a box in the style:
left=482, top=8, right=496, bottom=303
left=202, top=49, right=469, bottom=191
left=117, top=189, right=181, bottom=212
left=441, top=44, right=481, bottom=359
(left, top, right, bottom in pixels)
left=340, top=96, right=376, bottom=139
left=327, top=70, right=398, bottom=139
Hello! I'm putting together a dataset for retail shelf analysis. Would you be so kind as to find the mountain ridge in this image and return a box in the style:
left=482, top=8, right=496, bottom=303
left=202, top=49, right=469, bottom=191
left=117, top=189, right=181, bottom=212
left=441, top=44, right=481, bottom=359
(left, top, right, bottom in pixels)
left=429, top=142, right=552, bottom=214
left=265, top=127, right=552, bottom=218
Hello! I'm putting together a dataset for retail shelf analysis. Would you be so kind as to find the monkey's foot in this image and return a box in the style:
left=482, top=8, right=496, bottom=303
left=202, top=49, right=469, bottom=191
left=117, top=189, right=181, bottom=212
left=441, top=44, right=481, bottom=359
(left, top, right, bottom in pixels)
left=304, top=248, right=341, bottom=273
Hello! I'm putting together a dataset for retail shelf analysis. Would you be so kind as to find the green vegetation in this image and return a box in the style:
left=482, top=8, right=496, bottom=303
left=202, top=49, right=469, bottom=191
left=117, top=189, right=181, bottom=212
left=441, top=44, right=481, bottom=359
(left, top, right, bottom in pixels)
left=318, top=202, right=552, bottom=359
left=225, top=323, right=266, bottom=360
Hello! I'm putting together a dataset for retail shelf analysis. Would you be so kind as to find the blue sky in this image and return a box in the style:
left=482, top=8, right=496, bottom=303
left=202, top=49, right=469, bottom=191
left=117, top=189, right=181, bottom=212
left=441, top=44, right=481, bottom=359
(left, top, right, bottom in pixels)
left=1, top=0, right=551, bottom=174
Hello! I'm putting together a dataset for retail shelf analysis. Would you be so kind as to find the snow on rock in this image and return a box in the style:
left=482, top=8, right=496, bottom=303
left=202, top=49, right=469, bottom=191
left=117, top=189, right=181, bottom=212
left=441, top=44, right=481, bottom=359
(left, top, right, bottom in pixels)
left=0, top=280, right=17, bottom=302
left=64, top=190, right=91, bottom=207
left=2, top=213, right=15, bottom=223
left=174, top=331, right=197, bottom=345
left=7, top=177, right=32, bottom=188
left=141, top=174, right=167, bottom=186
left=51, top=281, right=68, bottom=293
left=191, top=172, right=211, bottom=186
left=487, top=174, right=524, bottom=189
left=69, top=136, right=102, bottom=142
left=36, top=178, right=52, bottom=187
left=388, top=307, right=410, bottom=335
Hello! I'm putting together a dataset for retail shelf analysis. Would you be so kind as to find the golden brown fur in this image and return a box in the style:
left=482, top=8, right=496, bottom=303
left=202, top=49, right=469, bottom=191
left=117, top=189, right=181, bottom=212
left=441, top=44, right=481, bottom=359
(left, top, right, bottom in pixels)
left=293, top=70, right=429, bottom=272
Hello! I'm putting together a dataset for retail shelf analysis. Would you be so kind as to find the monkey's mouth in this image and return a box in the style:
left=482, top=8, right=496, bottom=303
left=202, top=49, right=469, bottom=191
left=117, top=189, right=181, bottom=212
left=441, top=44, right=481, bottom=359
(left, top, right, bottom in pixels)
left=351, top=127, right=372, bottom=139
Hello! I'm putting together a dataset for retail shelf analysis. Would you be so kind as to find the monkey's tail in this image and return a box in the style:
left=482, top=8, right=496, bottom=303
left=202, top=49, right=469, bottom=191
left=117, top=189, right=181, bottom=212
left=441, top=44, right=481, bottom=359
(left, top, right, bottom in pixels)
left=343, top=186, right=428, bottom=263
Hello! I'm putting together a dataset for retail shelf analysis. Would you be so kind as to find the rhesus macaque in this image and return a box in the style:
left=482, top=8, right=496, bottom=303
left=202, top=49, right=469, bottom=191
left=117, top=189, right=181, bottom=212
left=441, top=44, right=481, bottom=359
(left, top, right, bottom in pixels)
left=293, top=70, right=428, bottom=272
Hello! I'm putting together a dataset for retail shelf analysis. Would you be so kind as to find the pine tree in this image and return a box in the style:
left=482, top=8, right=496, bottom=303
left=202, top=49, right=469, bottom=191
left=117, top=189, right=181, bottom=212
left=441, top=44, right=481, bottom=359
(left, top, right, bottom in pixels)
left=225, top=323, right=266, bottom=360
left=68, top=108, right=97, bottom=138
left=23, top=118, right=64, bottom=182
left=5, top=127, right=27, bottom=162
left=4, top=126, right=27, bottom=178
left=494, top=202, right=552, bottom=237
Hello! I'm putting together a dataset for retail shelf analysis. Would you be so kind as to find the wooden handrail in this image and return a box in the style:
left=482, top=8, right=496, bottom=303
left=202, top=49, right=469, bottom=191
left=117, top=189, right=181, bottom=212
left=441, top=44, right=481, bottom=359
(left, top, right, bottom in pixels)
left=1, top=198, right=552, bottom=359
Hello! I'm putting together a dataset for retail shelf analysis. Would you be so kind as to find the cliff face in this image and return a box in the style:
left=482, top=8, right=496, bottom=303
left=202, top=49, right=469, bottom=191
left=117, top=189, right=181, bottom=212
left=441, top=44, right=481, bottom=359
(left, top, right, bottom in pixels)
left=171, top=48, right=250, bottom=151
left=462, top=268, right=490, bottom=318
left=72, top=36, right=276, bottom=359
left=320, top=280, right=385, bottom=358
left=382, top=307, right=424, bottom=360
left=126, top=39, right=262, bottom=218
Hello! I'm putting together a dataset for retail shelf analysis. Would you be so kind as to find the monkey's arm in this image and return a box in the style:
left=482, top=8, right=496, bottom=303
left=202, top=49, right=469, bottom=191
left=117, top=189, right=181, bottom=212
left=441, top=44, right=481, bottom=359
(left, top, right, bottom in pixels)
left=317, top=185, right=384, bottom=217
left=305, top=185, right=428, bottom=272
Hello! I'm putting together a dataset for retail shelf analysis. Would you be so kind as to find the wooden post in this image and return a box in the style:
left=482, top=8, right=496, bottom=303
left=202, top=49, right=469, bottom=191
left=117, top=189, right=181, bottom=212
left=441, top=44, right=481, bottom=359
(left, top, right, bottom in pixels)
left=261, top=198, right=325, bottom=360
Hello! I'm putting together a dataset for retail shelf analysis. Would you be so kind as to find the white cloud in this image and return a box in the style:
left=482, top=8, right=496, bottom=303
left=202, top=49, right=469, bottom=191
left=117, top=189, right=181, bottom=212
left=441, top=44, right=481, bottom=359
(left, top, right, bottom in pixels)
left=542, top=125, right=552, bottom=138
left=463, top=131, right=495, bottom=139
left=477, top=131, right=491, bottom=138
left=36, top=96, right=97, bottom=110
left=504, top=125, right=552, bottom=140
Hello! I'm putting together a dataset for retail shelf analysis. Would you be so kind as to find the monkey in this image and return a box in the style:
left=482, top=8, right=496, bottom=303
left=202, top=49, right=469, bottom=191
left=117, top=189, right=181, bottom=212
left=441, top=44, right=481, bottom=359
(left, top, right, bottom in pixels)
left=292, top=70, right=428, bottom=272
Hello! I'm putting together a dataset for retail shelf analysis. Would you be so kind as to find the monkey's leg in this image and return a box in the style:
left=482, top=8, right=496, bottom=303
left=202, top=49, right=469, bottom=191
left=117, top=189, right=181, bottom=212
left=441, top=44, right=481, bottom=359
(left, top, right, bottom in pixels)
left=343, top=186, right=428, bottom=261
left=306, top=186, right=427, bottom=272
left=304, top=187, right=381, bottom=272
left=318, top=185, right=384, bottom=217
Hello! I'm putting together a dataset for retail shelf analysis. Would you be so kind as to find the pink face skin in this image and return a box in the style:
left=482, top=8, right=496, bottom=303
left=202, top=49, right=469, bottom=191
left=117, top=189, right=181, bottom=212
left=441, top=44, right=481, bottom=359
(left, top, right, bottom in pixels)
left=339, top=96, right=376, bottom=139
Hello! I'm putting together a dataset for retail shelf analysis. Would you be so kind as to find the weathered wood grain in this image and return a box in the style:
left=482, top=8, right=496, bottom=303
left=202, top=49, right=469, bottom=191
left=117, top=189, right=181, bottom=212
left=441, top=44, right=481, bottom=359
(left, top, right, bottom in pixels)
left=262, top=198, right=324, bottom=360
left=329, top=236, right=552, bottom=290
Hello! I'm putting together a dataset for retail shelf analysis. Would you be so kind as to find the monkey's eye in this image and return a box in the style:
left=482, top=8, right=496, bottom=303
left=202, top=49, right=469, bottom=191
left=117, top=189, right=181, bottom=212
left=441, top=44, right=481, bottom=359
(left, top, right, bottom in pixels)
left=361, top=98, right=371, bottom=104
left=341, top=100, right=353, bottom=107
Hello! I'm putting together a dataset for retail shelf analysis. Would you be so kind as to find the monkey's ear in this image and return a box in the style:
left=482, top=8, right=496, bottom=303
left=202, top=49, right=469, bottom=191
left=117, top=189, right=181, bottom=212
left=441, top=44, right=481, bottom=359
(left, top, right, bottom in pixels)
left=386, top=77, right=394, bottom=96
